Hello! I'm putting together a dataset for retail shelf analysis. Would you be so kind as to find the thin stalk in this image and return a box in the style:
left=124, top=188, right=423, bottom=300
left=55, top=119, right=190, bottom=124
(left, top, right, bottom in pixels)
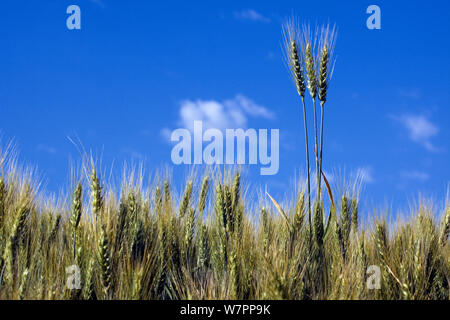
left=301, top=96, right=312, bottom=239
left=312, top=98, right=320, bottom=201
left=73, top=232, right=76, bottom=261
left=318, top=102, right=325, bottom=199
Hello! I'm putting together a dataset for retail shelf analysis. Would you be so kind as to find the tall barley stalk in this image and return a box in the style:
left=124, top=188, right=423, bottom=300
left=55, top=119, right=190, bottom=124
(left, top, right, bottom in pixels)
left=317, top=24, right=336, bottom=198
left=283, top=19, right=312, bottom=239
left=70, top=182, right=82, bottom=261
left=302, top=28, right=320, bottom=202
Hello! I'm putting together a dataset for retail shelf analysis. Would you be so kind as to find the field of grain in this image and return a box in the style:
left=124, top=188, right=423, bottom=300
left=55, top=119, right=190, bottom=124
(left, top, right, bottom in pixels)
left=0, top=19, right=448, bottom=301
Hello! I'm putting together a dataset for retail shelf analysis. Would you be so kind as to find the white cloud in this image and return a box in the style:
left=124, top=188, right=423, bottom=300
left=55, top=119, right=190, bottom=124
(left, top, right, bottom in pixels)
left=234, top=9, right=270, bottom=23
left=392, top=114, right=439, bottom=152
left=174, top=94, right=274, bottom=133
left=401, top=170, right=430, bottom=181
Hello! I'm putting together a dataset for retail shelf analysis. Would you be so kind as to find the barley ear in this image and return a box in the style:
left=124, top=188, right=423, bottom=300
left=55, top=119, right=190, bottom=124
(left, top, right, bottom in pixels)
left=90, top=168, right=103, bottom=219
left=317, top=24, right=336, bottom=104
left=155, top=186, right=162, bottom=216
left=197, top=222, right=209, bottom=269
left=198, top=175, right=209, bottom=214
left=18, top=268, right=29, bottom=300
left=70, top=182, right=83, bottom=261
left=341, top=194, right=350, bottom=246
left=98, top=224, right=112, bottom=295
left=291, top=41, right=306, bottom=97
left=82, top=258, right=95, bottom=300
left=163, top=180, right=171, bottom=209
left=304, top=44, right=317, bottom=99
left=179, top=180, right=193, bottom=218
left=49, top=213, right=61, bottom=241
left=439, top=206, right=450, bottom=246
left=318, top=46, right=328, bottom=103
left=375, top=222, right=388, bottom=265
left=293, top=192, right=305, bottom=233
left=313, top=201, right=324, bottom=248
left=70, top=182, right=83, bottom=231
left=3, top=198, right=30, bottom=285
left=232, top=171, right=241, bottom=214
left=0, top=177, right=5, bottom=229
left=351, top=198, right=359, bottom=233
left=282, top=19, right=306, bottom=97
left=184, top=207, right=195, bottom=256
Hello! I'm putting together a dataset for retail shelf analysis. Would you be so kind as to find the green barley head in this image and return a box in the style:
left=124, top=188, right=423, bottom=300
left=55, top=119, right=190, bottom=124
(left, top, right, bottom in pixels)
left=282, top=18, right=306, bottom=97
left=90, top=168, right=103, bottom=218
left=317, top=24, right=336, bottom=104
left=70, top=182, right=83, bottom=231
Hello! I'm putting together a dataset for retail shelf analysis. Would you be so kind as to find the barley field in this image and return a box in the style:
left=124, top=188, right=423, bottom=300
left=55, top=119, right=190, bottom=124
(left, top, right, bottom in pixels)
left=0, top=146, right=448, bottom=300
left=0, top=18, right=448, bottom=300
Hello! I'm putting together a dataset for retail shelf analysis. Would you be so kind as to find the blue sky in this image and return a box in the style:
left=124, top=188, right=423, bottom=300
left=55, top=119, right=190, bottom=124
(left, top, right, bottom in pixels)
left=0, top=0, right=449, bottom=215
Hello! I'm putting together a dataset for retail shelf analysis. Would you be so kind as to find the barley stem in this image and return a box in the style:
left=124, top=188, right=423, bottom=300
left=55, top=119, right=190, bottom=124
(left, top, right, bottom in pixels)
left=300, top=96, right=312, bottom=240
left=318, top=102, right=325, bottom=198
